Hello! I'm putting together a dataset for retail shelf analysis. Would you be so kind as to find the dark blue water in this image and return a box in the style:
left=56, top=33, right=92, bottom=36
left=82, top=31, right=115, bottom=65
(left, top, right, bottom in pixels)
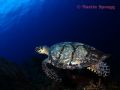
left=0, top=0, right=119, bottom=79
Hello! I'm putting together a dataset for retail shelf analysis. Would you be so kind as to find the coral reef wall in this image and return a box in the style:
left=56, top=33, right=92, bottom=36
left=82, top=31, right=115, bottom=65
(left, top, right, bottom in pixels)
left=0, top=57, right=120, bottom=90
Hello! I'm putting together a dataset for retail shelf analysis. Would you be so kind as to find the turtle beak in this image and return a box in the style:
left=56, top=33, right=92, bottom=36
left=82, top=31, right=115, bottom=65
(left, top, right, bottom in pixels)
left=35, top=47, right=40, bottom=53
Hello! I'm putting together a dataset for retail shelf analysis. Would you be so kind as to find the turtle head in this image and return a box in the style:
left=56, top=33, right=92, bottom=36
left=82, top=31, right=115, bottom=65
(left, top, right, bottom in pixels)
left=35, top=46, right=49, bottom=55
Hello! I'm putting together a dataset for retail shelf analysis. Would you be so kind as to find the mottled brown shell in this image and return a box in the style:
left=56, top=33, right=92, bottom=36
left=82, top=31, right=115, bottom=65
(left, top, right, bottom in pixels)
left=48, top=42, right=108, bottom=70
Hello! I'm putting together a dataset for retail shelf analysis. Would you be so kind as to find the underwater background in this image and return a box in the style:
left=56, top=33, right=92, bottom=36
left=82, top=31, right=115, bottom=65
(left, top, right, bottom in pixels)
left=0, top=0, right=120, bottom=89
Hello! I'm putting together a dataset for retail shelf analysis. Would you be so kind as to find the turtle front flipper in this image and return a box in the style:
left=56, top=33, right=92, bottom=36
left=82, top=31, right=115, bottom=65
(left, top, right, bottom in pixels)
left=87, top=61, right=110, bottom=77
left=42, top=58, right=62, bottom=82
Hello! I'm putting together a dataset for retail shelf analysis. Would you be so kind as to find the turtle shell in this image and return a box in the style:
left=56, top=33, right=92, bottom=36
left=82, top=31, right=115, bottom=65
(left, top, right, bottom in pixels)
left=48, top=42, right=107, bottom=70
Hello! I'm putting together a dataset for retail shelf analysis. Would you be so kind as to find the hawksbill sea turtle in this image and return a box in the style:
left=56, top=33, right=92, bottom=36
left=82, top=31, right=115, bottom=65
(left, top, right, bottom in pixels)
left=35, top=42, right=110, bottom=82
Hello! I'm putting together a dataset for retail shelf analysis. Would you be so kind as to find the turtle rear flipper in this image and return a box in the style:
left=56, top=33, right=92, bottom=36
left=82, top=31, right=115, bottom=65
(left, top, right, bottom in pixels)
left=87, top=61, right=110, bottom=77
left=42, top=59, right=62, bottom=82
